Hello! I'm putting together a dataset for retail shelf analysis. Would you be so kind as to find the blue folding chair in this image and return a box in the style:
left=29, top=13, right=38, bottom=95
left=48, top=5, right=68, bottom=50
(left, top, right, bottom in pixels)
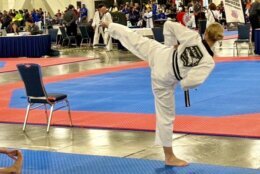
left=16, top=63, right=72, bottom=132
left=233, top=24, right=253, bottom=56
left=78, top=25, right=91, bottom=47
left=59, top=26, right=76, bottom=47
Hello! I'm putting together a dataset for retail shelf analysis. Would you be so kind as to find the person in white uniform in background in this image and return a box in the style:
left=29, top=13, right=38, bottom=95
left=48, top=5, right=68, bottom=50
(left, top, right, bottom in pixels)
left=186, top=3, right=196, bottom=29
left=143, top=7, right=154, bottom=28
left=206, top=3, right=220, bottom=27
left=99, top=4, right=113, bottom=51
left=92, top=8, right=104, bottom=48
left=206, top=3, right=221, bottom=47
left=101, top=20, right=224, bottom=166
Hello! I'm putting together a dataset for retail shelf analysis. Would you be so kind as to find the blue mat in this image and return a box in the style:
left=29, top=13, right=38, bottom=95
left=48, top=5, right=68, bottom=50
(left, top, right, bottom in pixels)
left=10, top=61, right=260, bottom=117
left=224, top=30, right=238, bottom=36
left=0, top=150, right=259, bottom=174
left=0, top=61, right=5, bottom=68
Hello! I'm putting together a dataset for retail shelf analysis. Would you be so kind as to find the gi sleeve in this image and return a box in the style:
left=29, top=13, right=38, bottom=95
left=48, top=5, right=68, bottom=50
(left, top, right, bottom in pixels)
left=104, top=13, right=113, bottom=23
left=92, top=12, right=98, bottom=27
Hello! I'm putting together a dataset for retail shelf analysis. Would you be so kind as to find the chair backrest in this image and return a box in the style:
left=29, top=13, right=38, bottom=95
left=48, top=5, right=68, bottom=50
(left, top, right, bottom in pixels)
left=59, top=26, right=68, bottom=39
left=17, top=64, right=47, bottom=98
left=48, top=29, right=58, bottom=43
left=78, top=25, right=90, bottom=39
left=151, top=27, right=164, bottom=43
left=237, top=24, right=250, bottom=40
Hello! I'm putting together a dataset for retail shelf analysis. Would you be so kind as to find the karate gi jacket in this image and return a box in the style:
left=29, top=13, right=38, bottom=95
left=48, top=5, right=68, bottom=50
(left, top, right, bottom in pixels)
left=107, top=21, right=215, bottom=90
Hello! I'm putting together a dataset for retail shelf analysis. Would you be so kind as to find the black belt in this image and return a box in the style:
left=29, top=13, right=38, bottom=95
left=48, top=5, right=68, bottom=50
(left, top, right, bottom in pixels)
left=172, top=50, right=190, bottom=107
left=184, top=90, right=190, bottom=107
left=172, top=50, right=182, bottom=81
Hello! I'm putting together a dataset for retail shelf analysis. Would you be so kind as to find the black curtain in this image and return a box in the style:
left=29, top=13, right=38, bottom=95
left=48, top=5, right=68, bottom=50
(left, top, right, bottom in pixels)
left=158, top=0, right=167, bottom=4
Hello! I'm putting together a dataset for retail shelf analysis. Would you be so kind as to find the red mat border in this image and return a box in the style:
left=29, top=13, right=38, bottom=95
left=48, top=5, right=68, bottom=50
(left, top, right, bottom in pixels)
left=1, top=57, right=260, bottom=138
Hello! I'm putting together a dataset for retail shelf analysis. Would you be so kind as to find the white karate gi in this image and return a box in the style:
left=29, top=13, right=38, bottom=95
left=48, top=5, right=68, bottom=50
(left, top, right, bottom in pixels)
left=206, top=10, right=220, bottom=27
left=101, top=12, right=113, bottom=51
left=92, top=11, right=105, bottom=47
left=144, top=11, right=154, bottom=28
left=107, top=21, right=215, bottom=147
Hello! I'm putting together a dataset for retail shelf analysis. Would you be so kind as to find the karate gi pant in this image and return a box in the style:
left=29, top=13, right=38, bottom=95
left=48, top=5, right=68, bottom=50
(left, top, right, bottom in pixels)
left=93, top=26, right=105, bottom=46
left=93, top=27, right=113, bottom=51
left=104, top=30, right=113, bottom=51
left=108, top=23, right=178, bottom=147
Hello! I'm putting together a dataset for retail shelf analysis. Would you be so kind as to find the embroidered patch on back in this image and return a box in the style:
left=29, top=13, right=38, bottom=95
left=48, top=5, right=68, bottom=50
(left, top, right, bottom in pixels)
left=180, top=46, right=203, bottom=67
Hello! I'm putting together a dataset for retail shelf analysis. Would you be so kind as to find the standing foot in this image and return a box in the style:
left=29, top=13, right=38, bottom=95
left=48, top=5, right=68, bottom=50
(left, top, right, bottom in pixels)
left=165, top=156, right=188, bottom=167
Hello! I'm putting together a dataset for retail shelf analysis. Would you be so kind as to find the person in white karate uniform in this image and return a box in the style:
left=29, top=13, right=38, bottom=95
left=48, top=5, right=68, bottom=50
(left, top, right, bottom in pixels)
left=143, top=7, right=154, bottom=28
left=92, top=9, right=104, bottom=47
left=101, top=21, right=224, bottom=166
left=98, top=4, right=113, bottom=51
left=206, top=3, right=220, bottom=27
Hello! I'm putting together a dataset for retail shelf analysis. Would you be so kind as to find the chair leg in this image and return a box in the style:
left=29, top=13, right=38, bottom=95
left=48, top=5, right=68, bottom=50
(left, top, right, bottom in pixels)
left=74, top=38, right=78, bottom=47
left=44, top=104, right=48, bottom=124
left=80, top=39, right=83, bottom=47
left=249, top=42, right=253, bottom=55
left=23, top=103, right=31, bottom=131
left=56, top=36, right=58, bottom=45
left=89, top=39, right=92, bottom=47
left=233, top=43, right=236, bottom=56
left=236, top=43, right=239, bottom=56
left=47, top=104, right=54, bottom=133
left=65, top=99, right=72, bottom=127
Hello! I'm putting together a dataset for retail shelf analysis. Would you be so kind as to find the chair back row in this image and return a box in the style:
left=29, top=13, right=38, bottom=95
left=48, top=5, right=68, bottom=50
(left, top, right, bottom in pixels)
left=59, top=26, right=68, bottom=39
left=78, top=26, right=90, bottom=39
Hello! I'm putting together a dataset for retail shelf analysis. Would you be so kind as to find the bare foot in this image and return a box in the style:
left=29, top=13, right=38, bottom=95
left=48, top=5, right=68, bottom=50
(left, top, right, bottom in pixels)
left=165, top=156, right=188, bottom=167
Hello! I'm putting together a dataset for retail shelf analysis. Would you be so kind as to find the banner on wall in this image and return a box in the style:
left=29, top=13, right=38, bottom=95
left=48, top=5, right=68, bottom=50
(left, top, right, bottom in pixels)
left=223, top=0, right=245, bottom=23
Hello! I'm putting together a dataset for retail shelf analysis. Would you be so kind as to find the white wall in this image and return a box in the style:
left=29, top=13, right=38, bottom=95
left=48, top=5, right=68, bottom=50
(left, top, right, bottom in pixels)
left=1, top=0, right=15, bottom=10
left=0, top=0, right=95, bottom=19
left=212, top=0, right=221, bottom=6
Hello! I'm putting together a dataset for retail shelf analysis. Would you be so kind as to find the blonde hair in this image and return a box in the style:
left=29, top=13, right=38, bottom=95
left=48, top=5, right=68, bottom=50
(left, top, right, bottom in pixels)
left=205, top=22, right=224, bottom=42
